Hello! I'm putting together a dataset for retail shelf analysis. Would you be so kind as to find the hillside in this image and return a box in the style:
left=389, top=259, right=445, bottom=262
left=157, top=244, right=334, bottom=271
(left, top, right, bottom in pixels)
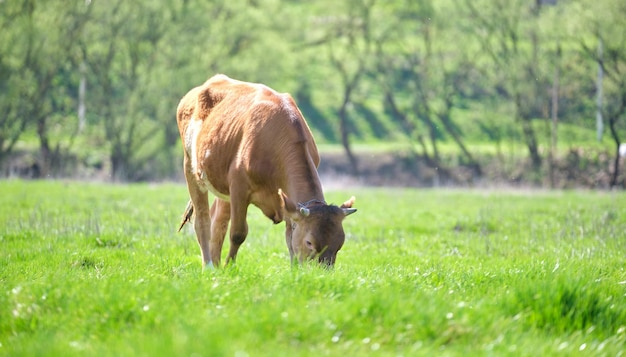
left=1, top=0, right=624, bottom=187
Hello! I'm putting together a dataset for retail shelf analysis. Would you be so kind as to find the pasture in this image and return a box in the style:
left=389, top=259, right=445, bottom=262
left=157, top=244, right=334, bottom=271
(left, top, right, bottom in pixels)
left=1, top=180, right=625, bottom=356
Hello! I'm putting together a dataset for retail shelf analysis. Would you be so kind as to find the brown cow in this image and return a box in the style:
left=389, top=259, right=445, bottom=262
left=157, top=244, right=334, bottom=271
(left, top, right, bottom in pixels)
left=176, top=74, right=356, bottom=268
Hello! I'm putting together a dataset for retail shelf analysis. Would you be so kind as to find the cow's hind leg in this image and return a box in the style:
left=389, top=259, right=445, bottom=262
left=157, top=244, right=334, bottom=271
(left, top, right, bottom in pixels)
left=209, top=198, right=230, bottom=267
left=183, top=160, right=212, bottom=268
left=226, top=182, right=249, bottom=265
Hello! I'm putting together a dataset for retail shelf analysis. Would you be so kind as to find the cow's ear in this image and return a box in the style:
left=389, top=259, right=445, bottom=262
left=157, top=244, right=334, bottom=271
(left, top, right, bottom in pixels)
left=340, top=196, right=355, bottom=209
left=341, top=196, right=357, bottom=217
left=278, top=189, right=297, bottom=214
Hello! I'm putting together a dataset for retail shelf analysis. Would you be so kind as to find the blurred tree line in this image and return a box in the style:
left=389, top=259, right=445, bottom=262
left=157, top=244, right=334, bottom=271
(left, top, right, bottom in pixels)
left=1, top=0, right=625, bottom=186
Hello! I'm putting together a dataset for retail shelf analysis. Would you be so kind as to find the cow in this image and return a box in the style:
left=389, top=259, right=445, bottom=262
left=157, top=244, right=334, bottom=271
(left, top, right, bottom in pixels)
left=176, top=74, right=356, bottom=268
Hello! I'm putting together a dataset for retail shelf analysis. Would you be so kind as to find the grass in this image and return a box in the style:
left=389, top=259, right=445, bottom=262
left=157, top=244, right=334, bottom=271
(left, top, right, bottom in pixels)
left=1, top=180, right=625, bottom=356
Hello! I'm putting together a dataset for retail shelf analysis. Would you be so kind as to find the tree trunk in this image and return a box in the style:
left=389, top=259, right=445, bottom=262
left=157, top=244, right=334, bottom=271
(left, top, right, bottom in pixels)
left=78, top=61, right=87, bottom=133
left=111, top=143, right=127, bottom=181
left=549, top=43, right=561, bottom=188
left=437, top=103, right=481, bottom=175
left=596, top=38, right=604, bottom=142
left=607, top=89, right=625, bottom=188
left=36, top=117, right=50, bottom=178
left=515, top=93, right=542, bottom=169
left=608, top=115, right=622, bottom=188
left=338, top=94, right=358, bottom=176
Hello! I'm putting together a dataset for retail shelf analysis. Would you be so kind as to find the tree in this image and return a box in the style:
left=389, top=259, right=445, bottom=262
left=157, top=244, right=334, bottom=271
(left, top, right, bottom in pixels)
left=0, top=0, right=89, bottom=177
left=376, top=0, right=480, bottom=177
left=463, top=0, right=548, bottom=171
left=0, top=0, right=32, bottom=171
left=576, top=0, right=626, bottom=187
left=307, top=0, right=379, bottom=175
left=80, top=1, right=170, bottom=180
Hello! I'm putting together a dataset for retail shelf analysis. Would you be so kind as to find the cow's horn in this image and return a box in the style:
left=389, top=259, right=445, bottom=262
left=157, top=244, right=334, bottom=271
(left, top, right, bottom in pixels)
left=299, top=207, right=310, bottom=216
left=342, top=208, right=357, bottom=216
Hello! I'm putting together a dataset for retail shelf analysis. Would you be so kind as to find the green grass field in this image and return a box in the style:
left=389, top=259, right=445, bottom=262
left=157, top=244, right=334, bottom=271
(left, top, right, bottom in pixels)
left=1, top=180, right=625, bottom=356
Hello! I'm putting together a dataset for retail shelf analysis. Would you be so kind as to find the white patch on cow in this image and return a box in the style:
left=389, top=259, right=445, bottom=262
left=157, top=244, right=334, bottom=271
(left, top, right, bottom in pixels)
left=184, top=117, right=208, bottom=192
left=212, top=186, right=230, bottom=202
left=184, top=119, right=230, bottom=201
left=202, top=172, right=230, bottom=202
left=184, top=117, right=202, bottom=167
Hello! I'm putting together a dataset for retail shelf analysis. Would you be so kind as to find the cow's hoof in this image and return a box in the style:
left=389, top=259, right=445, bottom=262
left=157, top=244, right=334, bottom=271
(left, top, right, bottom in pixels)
left=203, top=261, right=216, bottom=271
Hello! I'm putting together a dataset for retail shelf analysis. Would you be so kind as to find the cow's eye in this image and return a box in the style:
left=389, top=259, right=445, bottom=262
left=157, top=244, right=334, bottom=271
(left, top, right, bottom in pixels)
left=305, top=239, right=313, bottom=249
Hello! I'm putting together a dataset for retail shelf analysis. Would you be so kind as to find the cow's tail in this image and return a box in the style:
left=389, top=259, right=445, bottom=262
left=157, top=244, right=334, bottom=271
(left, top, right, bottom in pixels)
left=178, top=200, right=194, bottom=232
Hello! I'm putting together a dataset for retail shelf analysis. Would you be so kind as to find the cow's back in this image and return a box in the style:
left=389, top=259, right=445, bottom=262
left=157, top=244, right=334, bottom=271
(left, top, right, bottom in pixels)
left=176, top=74, right=320, bottom=201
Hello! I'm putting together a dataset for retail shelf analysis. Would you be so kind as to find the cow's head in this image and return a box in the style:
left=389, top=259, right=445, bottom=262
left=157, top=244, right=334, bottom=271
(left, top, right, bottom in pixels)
left=279, top=189, right=356, bottom=267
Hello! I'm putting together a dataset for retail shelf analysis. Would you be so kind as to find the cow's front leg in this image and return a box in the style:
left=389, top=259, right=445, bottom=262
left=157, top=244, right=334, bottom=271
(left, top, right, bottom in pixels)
left=284, top=219, right=295, bottom=263
left=225, top=184, right=249, bottom=265
left=209, top=198, right=230, bottom=267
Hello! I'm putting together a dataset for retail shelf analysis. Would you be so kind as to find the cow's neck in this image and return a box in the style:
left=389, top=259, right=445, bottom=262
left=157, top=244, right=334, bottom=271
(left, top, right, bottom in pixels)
left=287, top=176, right=324, bottom=205
left=285, top=158, right=325, bottom=205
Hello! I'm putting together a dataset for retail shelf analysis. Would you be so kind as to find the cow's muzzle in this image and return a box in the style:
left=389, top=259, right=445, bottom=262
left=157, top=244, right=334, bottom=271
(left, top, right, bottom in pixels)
left=318, top=250, right=336, bottom=267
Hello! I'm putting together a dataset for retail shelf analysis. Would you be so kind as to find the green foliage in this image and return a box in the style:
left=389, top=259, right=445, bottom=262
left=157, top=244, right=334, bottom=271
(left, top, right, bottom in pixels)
left=1, top=0, right=626, bottom=180
left=1, top=181, right=625, bottom=355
